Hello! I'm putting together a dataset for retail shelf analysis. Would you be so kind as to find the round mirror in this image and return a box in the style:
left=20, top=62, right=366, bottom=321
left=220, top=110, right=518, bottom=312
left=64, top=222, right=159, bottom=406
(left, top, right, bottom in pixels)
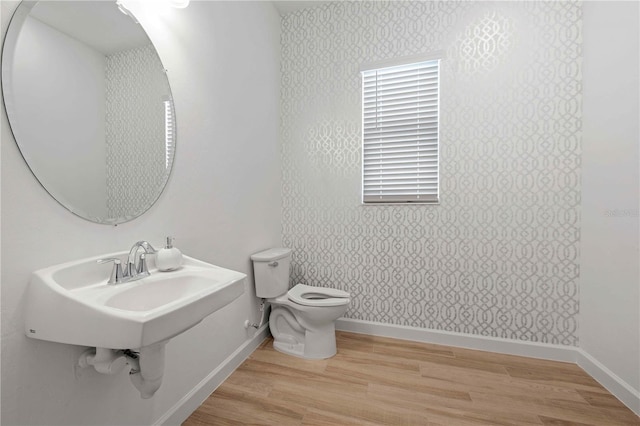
left=2, top=1, right=176, bottom=225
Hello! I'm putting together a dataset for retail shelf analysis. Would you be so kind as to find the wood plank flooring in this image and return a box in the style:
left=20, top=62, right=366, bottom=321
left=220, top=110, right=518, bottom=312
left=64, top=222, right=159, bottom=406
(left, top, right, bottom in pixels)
left=183, top=332, right=640, bottom=425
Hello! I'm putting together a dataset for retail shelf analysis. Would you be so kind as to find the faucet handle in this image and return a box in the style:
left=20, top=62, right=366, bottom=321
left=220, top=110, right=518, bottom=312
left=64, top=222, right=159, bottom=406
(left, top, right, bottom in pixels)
left=97, top=258, right=124, bottom=285
left=136, top=253, right=151, bottom=277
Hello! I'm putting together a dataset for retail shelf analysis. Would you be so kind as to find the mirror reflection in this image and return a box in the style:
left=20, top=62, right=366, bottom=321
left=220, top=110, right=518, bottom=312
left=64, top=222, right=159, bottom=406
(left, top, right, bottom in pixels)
left=2, top=1, right=175, bottom=224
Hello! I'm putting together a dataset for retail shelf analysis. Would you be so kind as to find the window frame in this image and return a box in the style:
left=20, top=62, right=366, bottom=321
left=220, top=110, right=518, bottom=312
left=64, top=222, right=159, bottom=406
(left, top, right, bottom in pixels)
left=360, top=53, right=442, bottom=205
left=163, top=98, right=175, bottom=170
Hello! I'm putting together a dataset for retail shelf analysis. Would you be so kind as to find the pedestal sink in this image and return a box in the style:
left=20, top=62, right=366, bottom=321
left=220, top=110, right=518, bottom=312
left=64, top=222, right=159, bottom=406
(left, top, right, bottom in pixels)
left=24, top=251, right=246, bottom=398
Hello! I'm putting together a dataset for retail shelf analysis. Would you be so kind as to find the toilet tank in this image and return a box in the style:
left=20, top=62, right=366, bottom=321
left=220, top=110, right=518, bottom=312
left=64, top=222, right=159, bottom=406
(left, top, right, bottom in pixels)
left=250, top=248, right=292, bottom=298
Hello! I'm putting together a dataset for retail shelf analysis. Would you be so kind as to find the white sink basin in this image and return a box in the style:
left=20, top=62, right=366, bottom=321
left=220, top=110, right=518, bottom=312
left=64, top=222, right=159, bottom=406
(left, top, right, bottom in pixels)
left=24, top=252, right=246, bottom=349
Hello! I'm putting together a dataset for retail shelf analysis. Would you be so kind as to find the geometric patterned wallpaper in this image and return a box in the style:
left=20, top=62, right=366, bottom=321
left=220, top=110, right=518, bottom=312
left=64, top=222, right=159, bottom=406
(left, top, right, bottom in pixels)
left=281, top=1, right=582, bottom=345
left=105, top=44, right=171, bottom=220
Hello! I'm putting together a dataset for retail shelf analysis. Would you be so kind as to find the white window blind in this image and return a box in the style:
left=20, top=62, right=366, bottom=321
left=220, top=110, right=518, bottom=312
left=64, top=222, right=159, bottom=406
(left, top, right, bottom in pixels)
left=362, top=59, right=440, bottom=203
left=164, top=99, right=175, bottom=169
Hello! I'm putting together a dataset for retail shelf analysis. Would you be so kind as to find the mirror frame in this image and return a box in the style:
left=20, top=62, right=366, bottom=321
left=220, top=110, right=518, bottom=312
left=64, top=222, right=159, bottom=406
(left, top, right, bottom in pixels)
left=1, top=1, right=177, bottom=225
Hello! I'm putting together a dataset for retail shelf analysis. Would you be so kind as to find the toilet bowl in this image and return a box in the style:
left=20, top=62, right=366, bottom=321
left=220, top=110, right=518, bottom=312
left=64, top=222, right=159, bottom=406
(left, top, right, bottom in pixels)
left=269, top=285, right=349, bottom=359
left=250, top=249, right=350, bottom=359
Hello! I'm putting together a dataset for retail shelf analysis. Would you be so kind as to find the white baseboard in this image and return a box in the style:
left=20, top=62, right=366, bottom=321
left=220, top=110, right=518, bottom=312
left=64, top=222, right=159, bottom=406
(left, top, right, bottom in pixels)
left=156, top=325, right=269, bottom=425
left=576, top=348, right=640, bottom=416
left=336, top=318, right=576, bottom=362
left=336, top=318, right=640, bottom=417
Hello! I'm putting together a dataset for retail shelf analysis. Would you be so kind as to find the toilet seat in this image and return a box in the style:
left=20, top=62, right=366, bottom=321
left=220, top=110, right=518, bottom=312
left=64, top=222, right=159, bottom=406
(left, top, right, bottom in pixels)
left=287, top=284, right=350, bottom=307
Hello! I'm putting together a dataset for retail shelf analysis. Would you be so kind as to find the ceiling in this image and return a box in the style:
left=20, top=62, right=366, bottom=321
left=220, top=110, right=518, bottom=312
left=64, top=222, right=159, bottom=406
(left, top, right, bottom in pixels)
left=30, top=1, right=149, bottom=55
left=30, top=0, right=334, bottom=54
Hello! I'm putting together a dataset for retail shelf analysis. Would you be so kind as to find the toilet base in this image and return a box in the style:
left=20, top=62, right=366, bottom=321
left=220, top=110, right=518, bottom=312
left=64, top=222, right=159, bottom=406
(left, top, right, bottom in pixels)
left=272, top=340, right=306, bottom=358
left=269, top=305, right=341, bottom=359
left=271, top=333, right=337, bottom=359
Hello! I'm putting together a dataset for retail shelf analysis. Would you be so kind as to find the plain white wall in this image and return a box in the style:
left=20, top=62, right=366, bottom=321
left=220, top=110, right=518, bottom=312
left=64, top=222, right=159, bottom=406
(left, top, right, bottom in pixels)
left=581, top=0, right=640, bottom=407
left=1, top=1, right=281, bottom=425
left=9, top=15, right=107, bottom=219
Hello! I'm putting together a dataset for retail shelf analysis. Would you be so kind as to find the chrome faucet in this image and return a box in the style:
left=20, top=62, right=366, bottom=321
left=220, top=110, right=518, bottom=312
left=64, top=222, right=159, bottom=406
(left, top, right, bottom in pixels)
left=126, top=241, right=157, bottom=278
left=98, top=241, right=157, bottom=285
left=97, top=257, right=124, bottom=285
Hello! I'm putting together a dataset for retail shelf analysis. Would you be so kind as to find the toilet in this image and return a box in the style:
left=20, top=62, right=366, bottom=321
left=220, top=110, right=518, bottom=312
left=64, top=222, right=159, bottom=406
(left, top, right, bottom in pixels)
left=251, top=248, right=350, bottom=359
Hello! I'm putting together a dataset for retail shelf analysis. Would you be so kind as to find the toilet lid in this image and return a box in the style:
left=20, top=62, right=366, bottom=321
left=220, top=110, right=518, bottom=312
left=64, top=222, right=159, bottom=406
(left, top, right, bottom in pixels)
left=287, top=284, right=350, bottom=307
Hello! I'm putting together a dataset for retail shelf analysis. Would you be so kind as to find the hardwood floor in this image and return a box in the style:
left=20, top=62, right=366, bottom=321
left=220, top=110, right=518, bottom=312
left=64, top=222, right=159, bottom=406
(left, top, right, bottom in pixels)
left=183, top=332, right=640, bottom=425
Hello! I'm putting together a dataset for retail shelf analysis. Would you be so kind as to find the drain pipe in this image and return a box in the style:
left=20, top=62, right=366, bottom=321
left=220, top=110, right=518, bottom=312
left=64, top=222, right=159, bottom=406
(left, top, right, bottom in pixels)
left=78, top=347, right=128, bottom=375
left=77, top=341, right=167, bottom=399
left=124, top=342, right=166, bottom=399
left=244, top=299, right=268, bottom=329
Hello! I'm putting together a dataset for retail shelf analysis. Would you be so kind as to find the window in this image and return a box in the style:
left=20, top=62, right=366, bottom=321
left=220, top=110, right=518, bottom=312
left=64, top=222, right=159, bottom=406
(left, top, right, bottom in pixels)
left=361, top=58, right=440, bottom=204
left=164, top=99, right=175, bottom=169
